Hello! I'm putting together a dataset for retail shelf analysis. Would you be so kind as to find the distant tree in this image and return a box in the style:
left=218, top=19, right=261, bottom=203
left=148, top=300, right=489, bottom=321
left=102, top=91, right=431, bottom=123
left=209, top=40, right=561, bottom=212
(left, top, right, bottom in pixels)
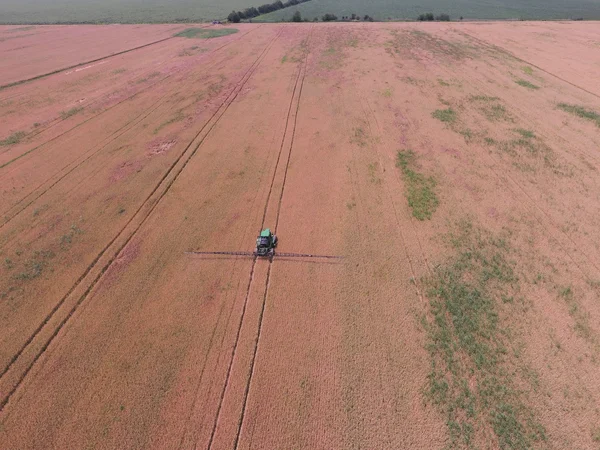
left=313, top=16, right=319, bottom=21
left=417, top=12, right=434, bottom=21
left=363, top=14, right=374, bottom=21
left=351, top=13, right=356, bottom=20
left=228, top=11, right=241, bottom=22
left=436, top=13, right=450, bottom=21
left=292, top=10, right=302, bottom=22
left=322, top=13, right=337, bottom=21
left=238, top=10, right=247, bottom=19
left=460, top=16, right=463, bottom=20
left=243, top=7, right=259, bottom=18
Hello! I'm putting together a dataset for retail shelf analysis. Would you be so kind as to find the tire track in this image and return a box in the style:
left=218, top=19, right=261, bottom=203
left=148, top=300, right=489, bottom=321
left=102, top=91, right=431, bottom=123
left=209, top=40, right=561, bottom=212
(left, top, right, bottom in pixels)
left=203, top=25, right=312, bottom=450
left=0, top=27, right=261, bottom=228
left=0, top=25, right=201, bottom=103
left=458, top=30, right=600, bottom=100
left=481, top=147, right=600, bottom=280
left=0, top=72, right=170, bottom=170
left=0, top=34, right=177, bottom=91
left=0, top=26, right=280, bottom=412
left=0, top=26, right=257, bottom=172
left=232, top=26, right=312, bottom=450
left=355, top=83, right=430, bottom=300
left=0, top=25, right=213, bottom=146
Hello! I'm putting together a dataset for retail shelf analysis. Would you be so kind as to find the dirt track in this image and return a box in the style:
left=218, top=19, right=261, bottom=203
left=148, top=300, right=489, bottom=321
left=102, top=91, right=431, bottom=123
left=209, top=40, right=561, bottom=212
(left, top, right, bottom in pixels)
left=1, top=22, right=600, bottom=449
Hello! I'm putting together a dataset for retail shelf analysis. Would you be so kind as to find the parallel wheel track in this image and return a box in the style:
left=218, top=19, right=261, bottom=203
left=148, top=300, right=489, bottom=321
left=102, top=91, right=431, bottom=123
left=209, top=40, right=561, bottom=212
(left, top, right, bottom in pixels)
left=204, top=25, right=312, bottom=450
left=0, top=26, right=260, bottom=228
left=0, top=26, right=279, bottom=412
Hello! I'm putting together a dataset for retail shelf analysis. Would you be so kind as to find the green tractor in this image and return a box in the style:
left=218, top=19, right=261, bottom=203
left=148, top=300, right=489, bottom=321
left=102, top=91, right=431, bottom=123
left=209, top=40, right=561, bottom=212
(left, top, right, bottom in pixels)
left=255, top=228, right=278, bottom=257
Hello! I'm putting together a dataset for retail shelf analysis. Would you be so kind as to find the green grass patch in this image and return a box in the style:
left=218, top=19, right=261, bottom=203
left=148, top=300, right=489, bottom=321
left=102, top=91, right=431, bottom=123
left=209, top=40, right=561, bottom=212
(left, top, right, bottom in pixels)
left=175, top=28, right=238, bottom=39
left=521, top=66, right=534, bottom=75
left=13, top=250, right=55, bottom=281
left=459, top=128, right=473, bottom=142
left=136, top=71, right=161, bottom=84
left=423, top=220, right=546, bottom=448
left=516, top=79, right=540, bottom=90
left=60, top=107, right=83, bottom=120
left=470, top=95, right=499, bottom=102
left=0, top=131, right=26, bottom=146
left=486, top=104, right=511, bottom=122
left=154, top=110, right=185, bottom=134
left=432, top=108, right=456, bottom=124
left=395, top=150, right=439, bottom=220
left=350, top=127, right=368, bottom=147
left=558, top=103, right=600, bottom=127
left=514, top=128, right=535, bottom=139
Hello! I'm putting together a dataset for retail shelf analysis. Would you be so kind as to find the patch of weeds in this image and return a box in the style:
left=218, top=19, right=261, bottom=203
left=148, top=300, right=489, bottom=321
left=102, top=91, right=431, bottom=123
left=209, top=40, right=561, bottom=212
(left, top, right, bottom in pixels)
left=586, top=279, right=600, bottom=291
left=346, top=201, right=356, bottom=210
left=346, top=37, right=359, bottom=48
left=423, top=220, right=546, bottom=448
left=438, top=78, right=450, bottom=87
left=206, top=74, right=226, bottom=97
left=592, top=426, right=600, bottom=442
left=118, top=207, right=126, bottom=215
left=319, top=44, right=343, bottom=70
left=514, top=128, right=535, bottom=139
left=281, top=55, right=288, bottom=64
left=351, top=127, right=368, bottom=147
left=459, top=129, right=473, bottom=142
left=557, top=285, right=598, bottom=348
left=4, top=258, right=13, bottom=270
left=557, top=103, right=600, bottom=127
left=484, top=137, right=496, bottom=145
left=175, top=28, right=238, bottom=39
left=112, top=68, right=127, bottom=74
left=32, top=204, right=48, bottom=217
left=470, top=95, right=499, bottom=102
left=33, top=122, right=41, bottom=128
left=382, top=87, right=392, bottom=97
left=396, top=150, right=439, bottom=220
left=521, top=66, right=534, bottom=76
left=60, top=224, right=82, bottom=248
left=438, top=97, right=451, bottom=107
left=485, top=104, right=511, bottom=122
left=14, top=250, right=55, bottom=281
left=60, top=107, right=83, bottom=120
left=0, top=131, right=26, bottom=146
left=401, top=76, right=425, bottom=86
left=136, top=71, right=161, bottom=84
left=179, top=46, right=207, bottom=57
left=516, top=79, right=540, bottom=90
left=512, top=162, right=536, bottom=173
left=154, top=110, right=185, bottom=134
left=367, top=162, right=382, bottom=185
left=432, top=108, right=456, bottom=124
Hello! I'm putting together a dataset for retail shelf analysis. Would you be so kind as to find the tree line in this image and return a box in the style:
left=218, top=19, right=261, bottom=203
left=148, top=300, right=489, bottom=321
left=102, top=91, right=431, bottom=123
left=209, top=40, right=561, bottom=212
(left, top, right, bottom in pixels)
left=417, top=13, right=451, bottom=21
left=228, top=0, right=312, bottom=22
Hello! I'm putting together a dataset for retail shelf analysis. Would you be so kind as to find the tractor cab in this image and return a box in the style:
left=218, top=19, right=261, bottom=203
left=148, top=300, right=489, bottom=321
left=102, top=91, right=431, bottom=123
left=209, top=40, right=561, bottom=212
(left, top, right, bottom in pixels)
left=255, top=228, right=277, bottom=256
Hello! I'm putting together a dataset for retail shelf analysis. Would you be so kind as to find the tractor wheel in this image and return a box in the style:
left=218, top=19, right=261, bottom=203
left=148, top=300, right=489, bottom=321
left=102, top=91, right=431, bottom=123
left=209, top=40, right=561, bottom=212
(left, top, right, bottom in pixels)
left=273, top=235, right=278, bottom=247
